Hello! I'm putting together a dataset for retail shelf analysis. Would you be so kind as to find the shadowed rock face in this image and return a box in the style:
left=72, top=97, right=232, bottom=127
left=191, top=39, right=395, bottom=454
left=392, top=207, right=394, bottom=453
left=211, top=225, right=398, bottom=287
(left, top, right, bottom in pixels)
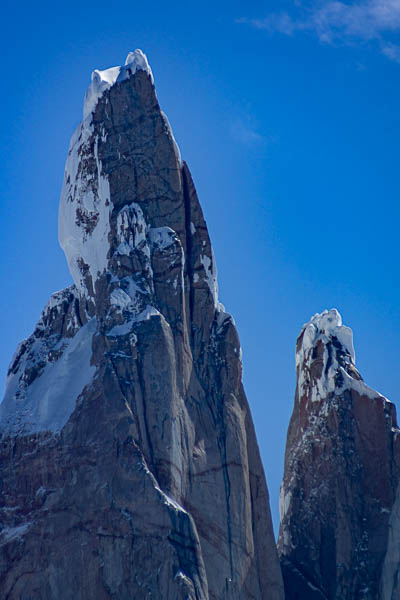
left=279, top=309, right=400, bottom=600
left=0, top=51, right=283, bottom=599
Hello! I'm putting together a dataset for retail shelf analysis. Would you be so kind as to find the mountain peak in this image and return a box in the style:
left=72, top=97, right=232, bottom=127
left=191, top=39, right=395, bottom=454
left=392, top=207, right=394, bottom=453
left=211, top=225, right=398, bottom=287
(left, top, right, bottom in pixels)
left=0, top=51, right=284, bottom=599
left=59, top=52, right=179, bottom=299
left=83, top=49, right=153, bottom=119
left=297, top=308, right=354, bottom=364
left=295, top=308, right=387, bottom=405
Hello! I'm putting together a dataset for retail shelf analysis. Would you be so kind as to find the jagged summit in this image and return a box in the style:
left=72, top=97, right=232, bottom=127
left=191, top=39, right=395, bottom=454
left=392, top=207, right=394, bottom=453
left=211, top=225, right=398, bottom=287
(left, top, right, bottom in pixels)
left=83, top=49, right=153, bottom=118
left=296, top=308, right=388, bottom=406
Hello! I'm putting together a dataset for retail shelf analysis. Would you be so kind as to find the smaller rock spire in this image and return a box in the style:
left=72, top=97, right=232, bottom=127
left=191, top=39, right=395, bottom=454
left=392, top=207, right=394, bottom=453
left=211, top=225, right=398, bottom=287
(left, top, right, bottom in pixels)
left=279, top=309, right=400, bottom=600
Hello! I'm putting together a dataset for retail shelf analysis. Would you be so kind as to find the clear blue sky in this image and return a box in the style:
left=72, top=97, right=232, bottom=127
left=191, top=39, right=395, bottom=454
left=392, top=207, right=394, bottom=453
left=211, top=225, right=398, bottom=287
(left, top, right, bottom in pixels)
left=1, top=0, right=399, bottom=533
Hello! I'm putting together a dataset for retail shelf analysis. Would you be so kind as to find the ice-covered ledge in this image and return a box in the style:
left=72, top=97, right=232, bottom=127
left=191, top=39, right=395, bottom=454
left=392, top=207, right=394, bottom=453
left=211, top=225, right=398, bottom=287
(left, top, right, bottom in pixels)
left=83, top=49, right=154, bottom=119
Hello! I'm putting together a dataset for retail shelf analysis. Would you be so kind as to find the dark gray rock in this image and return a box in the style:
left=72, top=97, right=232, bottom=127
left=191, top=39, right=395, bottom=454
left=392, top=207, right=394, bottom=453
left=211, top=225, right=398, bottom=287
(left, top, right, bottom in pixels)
left=0, top=51, right=283, bottom=600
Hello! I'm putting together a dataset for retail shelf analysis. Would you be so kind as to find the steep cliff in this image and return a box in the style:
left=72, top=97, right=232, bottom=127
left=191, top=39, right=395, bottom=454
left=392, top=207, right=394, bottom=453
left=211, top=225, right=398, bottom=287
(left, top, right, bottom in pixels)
left=279, top=309, right=400, bottom=600
left=0, top=50, right=283, bottom=599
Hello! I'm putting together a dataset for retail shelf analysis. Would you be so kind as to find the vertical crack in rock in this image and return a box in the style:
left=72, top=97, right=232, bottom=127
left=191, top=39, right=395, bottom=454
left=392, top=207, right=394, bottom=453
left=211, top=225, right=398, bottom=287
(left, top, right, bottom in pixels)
left=279, top=308, right=400, bottom=600
left=0, top=50, right=283, bottom=599
left=182, top=161, right=196, bottom=331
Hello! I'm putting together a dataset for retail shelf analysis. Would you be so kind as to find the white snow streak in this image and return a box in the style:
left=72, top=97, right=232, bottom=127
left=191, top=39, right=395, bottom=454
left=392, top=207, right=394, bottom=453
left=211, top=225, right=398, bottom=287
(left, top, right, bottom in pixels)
left=0, top=319, right=97, bottom=436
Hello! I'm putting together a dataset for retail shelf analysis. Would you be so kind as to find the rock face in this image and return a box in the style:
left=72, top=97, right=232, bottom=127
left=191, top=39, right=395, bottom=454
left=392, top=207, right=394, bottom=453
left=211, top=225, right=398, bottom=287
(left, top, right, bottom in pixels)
left=278, top=309, right=400, bottom=600
left=0, top=51, right=283, bottom=599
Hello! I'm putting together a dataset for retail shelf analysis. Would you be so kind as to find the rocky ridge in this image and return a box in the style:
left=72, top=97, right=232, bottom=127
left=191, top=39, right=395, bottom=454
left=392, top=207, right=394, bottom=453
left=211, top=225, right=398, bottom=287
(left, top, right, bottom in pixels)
left=0, top=50, right=283, bottom=599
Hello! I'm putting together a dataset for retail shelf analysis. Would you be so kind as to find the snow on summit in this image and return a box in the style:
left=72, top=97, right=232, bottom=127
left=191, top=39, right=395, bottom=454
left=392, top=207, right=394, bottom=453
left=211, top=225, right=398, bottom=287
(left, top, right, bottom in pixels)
left=83, top=49, right=153, bottom=119
left=298, top=308, right=355, bottom=364
left=296, top=308, right=387, bottom=404
left=59, top=50, right=154, bottom=297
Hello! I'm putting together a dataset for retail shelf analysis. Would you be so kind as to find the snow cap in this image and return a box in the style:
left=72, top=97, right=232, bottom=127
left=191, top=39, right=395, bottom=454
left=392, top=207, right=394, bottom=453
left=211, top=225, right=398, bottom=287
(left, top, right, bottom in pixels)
left=83, top=50, right=154, bottom=119
left=297, top=308, right=355, bottom=366
left=295, top=309, right=386, bottom=403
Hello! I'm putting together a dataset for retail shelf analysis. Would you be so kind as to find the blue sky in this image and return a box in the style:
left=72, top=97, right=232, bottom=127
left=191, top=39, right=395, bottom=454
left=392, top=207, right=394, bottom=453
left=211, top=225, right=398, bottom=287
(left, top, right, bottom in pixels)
left=1, top=0, right=399, bottom=533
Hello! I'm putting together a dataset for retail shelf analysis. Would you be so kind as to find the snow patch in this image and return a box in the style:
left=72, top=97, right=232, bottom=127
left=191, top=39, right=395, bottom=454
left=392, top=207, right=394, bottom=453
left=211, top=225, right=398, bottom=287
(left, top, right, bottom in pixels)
left=117, top=203, right=148, bottom=255
left=107, top=321, right=134, bottom=337
left=115, top=241, right=132, bottom=256
left=162, top=492, right=188, bottom=514
left=59, top=123, right=111, bottom=296
left=341, top=367, right=386, bottom=401
left=200, top=251, right=218, bottom=306
left=137, top=454, right=187, bottom=516
left=149, top=227, right=177, bottom=251
left=0, top=522, right=32, bottom=544
left=110, top=288, right=132, bottom=310
left=279, top=486, right=292, bottom=520
left=41, top=287, right=73, bottom=316
left=134, top=305, right=161, bottom=322
left=0, top=319, right=97, bottom=436
left=107, top=306, right=161, bottom=337
left=175, top=570, right=192, bottom=585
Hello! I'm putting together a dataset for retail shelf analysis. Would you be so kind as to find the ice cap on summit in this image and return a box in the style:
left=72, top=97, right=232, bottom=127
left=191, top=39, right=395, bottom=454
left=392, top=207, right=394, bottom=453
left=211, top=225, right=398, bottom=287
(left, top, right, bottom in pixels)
left=298, top=308, right=355, bottom=365
left=83, top=49, right=154, bottom=119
